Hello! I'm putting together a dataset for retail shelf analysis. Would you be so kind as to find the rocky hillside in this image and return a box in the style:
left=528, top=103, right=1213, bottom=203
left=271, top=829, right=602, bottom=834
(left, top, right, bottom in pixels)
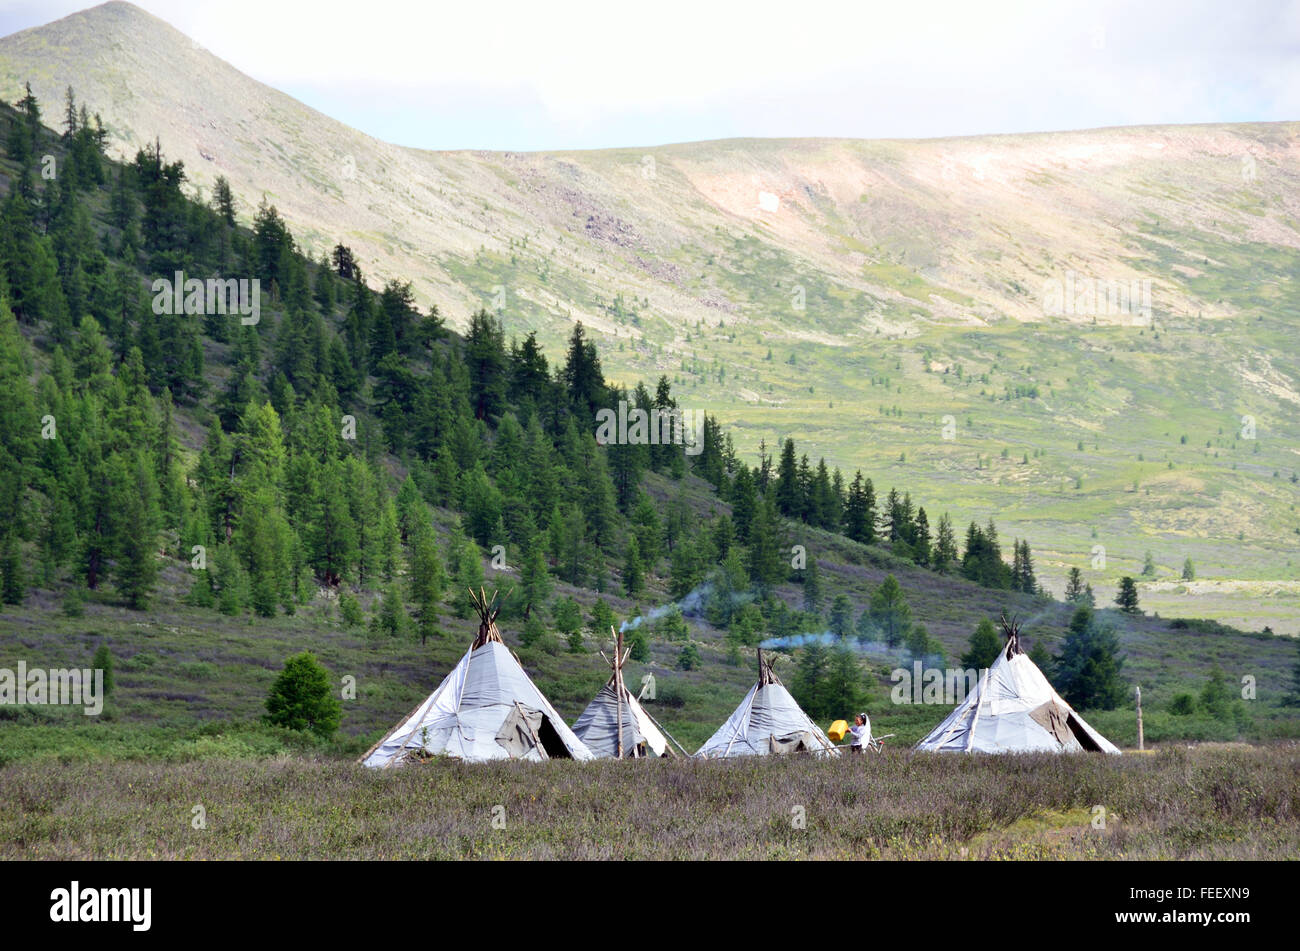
left=3, top=2, right=1300, bottom=631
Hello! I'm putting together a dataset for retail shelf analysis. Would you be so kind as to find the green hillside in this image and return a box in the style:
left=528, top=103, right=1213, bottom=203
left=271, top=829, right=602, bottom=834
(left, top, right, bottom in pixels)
left=2, top=3, right=1298, bottom=633
left=0, top=88, right=1297, bottom=773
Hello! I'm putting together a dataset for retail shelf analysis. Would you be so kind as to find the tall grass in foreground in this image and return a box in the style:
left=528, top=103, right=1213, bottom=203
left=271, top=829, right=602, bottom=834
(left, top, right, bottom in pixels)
left=2, top=745, right=1296, bottom=859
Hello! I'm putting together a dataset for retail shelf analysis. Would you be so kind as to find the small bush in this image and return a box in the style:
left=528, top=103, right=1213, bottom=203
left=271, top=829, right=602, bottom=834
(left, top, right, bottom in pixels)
left=123, top=651, right=157, bottom=671
left=520, top=614, right=547, bottom=648
left=339, top=592, right=364, bottom=628
left=179, top=661, right=218, bottom=681
left=264, top=652, right=342, bottom=740
left=90, top=644, right=114, bottom=697
left=62, top=586, right=86, bottom=617
left=627, top=628, right=650, bottom=662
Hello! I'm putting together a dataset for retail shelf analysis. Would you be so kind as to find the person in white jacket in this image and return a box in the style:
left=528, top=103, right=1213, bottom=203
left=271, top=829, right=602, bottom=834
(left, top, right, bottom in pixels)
left=847, top=713, right=871, bottom=754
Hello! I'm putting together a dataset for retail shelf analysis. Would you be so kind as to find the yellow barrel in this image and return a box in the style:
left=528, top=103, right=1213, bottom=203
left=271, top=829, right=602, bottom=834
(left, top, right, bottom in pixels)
left=828, top=719, right=848, bottom=742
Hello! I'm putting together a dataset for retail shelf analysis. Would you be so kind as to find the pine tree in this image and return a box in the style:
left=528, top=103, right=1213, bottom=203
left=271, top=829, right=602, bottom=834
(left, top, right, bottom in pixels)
left=809, top=458, right=836, bottom=529
left=906, top=623, right=941, bottom=663
left=677, top=643, right=701, bottom=670
left=0, top=532, right=25, bottom=604
left=802, top=556, right=823, bottom=614
left=37, top=486, right=76, bottom=586
left=520, top=613, right=549, bottom=649
left=408, top=514, right=445, bottom=644
left=518, top=533, right=552, bottom=618
left=212, top=175, right=236, bottom=226
left=823, top=643, right=866, bottom=717
left=730, top=603, right=762, bottom=646
left=628, top=627, right=650, bottom=662
left=377, top=499, right=401, bottom=580
left=212, top=543, right=249, bottom=616
left=710, top=514, right=733, bottom=565
left=729, top=465, right=757, bottom=542
left=746, top=496, right=784, bottom=592
left=1027, top=639, right=1054, bottom=680
left=884, top=488, right=906, bottom=543
left=913, top=507, right=932, bottom=567
left=265, top=652, right=341, bottom=739
left=371, top=584, right=407, bottom=638
left=461, top=463, right=503, bottom=547
left=630, top=492, right=663, bottom=569
left=1064, top=566, right=1085, bottom=602
left=62, top=86, right=78, bottom=140
left=828, top=594, right=854, bottom=638
left=1199, top=666, right=1232, bottom=720
left=623, top=535, right=645, bottom=598
left=1115, top=576, right=1141, bottom=614
left=775, top=438, right=800, bottom=517
left=238, top=487, right=293, bottom=617
left=590, top=598, right=617, bottom=636
left=309, top=460, right=358, bottom=585
left=1014, top=540, right=1037, bottom=594
left=91, top=643, right=114, bottom=697
left=18, top=81, right=42, bottom=152
left=553, top=596, right=583, bottom=637
left=0, top=300, right=37, bottom=537
left=932, top=513, right=957, bottom=574
left=450, top=528, right=485, bottom=619
left=465, top=309, right=508, bottom=420
left=960, top=519, right=1012, bottom=589
left=1054, top=606, right=1126, bottom=710
left=868, top=574, right=912, bottom=647
left=669, top=534, right=702, bottom=599
left=792, top=642, right=863, bottom=721
left=706, top=547, right=748, bottom=628
left=560, top=322, right=607, bottom=425
left=110, top=450, right=160, bottom=610
left=558, top=503, right=591, bottom=587
left=792, top=641, right=830, bottom=717
left=961, top=618, right=1002, bottom=669
left=791, top=454, right=813, bottom=522
left=658, top=607, right=690, bottom=642
left=6, top=91, right=34, bottom=169
left=338, top=592, right=364, bottom=628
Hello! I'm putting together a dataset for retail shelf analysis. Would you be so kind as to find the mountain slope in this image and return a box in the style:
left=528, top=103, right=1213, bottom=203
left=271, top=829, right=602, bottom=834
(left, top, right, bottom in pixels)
left=3, top=2, right=1300, bottom=631
left=5, top=3, right=1296, bottom=331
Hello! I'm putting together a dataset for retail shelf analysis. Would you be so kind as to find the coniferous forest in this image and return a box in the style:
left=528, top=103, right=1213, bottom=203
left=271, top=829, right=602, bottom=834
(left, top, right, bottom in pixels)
left=0, top=85, right=1052, bottom=656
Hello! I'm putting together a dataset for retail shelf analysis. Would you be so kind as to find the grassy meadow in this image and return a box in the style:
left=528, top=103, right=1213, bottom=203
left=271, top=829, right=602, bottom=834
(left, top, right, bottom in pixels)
left=3, top=745, right=1297, bottom=860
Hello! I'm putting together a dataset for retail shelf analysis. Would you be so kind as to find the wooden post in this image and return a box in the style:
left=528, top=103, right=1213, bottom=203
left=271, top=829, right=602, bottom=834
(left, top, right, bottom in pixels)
left=1135, top=684, right=1144, bottom=751
left=614, top=627, right=624, bottom=759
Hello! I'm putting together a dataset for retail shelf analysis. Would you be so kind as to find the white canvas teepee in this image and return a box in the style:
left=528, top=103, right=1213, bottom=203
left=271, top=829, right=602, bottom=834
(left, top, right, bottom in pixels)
left=915, top=614, right=1121, bottom=755
left=695, top=649, right=840, bottom=758
left=360, top=590, right=594, bottom=767
left=572, top=629, right=682, bottom=758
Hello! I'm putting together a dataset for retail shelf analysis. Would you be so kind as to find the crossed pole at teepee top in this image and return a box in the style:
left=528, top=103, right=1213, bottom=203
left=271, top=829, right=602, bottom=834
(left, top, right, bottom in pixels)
left=599, top=627, right=633, bottom=758
left=999, top=611, right=1022, bottom=658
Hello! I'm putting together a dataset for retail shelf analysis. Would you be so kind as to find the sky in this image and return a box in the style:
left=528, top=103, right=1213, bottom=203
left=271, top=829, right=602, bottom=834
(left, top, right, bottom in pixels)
left=1, top=0, right=1298, bottom=151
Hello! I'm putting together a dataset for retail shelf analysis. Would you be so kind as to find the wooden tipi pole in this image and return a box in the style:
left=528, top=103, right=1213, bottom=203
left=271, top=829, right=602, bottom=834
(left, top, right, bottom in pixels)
left=614, top=627, right=625, bottom=759
left=1135, top=684, right=1145, bottom=751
